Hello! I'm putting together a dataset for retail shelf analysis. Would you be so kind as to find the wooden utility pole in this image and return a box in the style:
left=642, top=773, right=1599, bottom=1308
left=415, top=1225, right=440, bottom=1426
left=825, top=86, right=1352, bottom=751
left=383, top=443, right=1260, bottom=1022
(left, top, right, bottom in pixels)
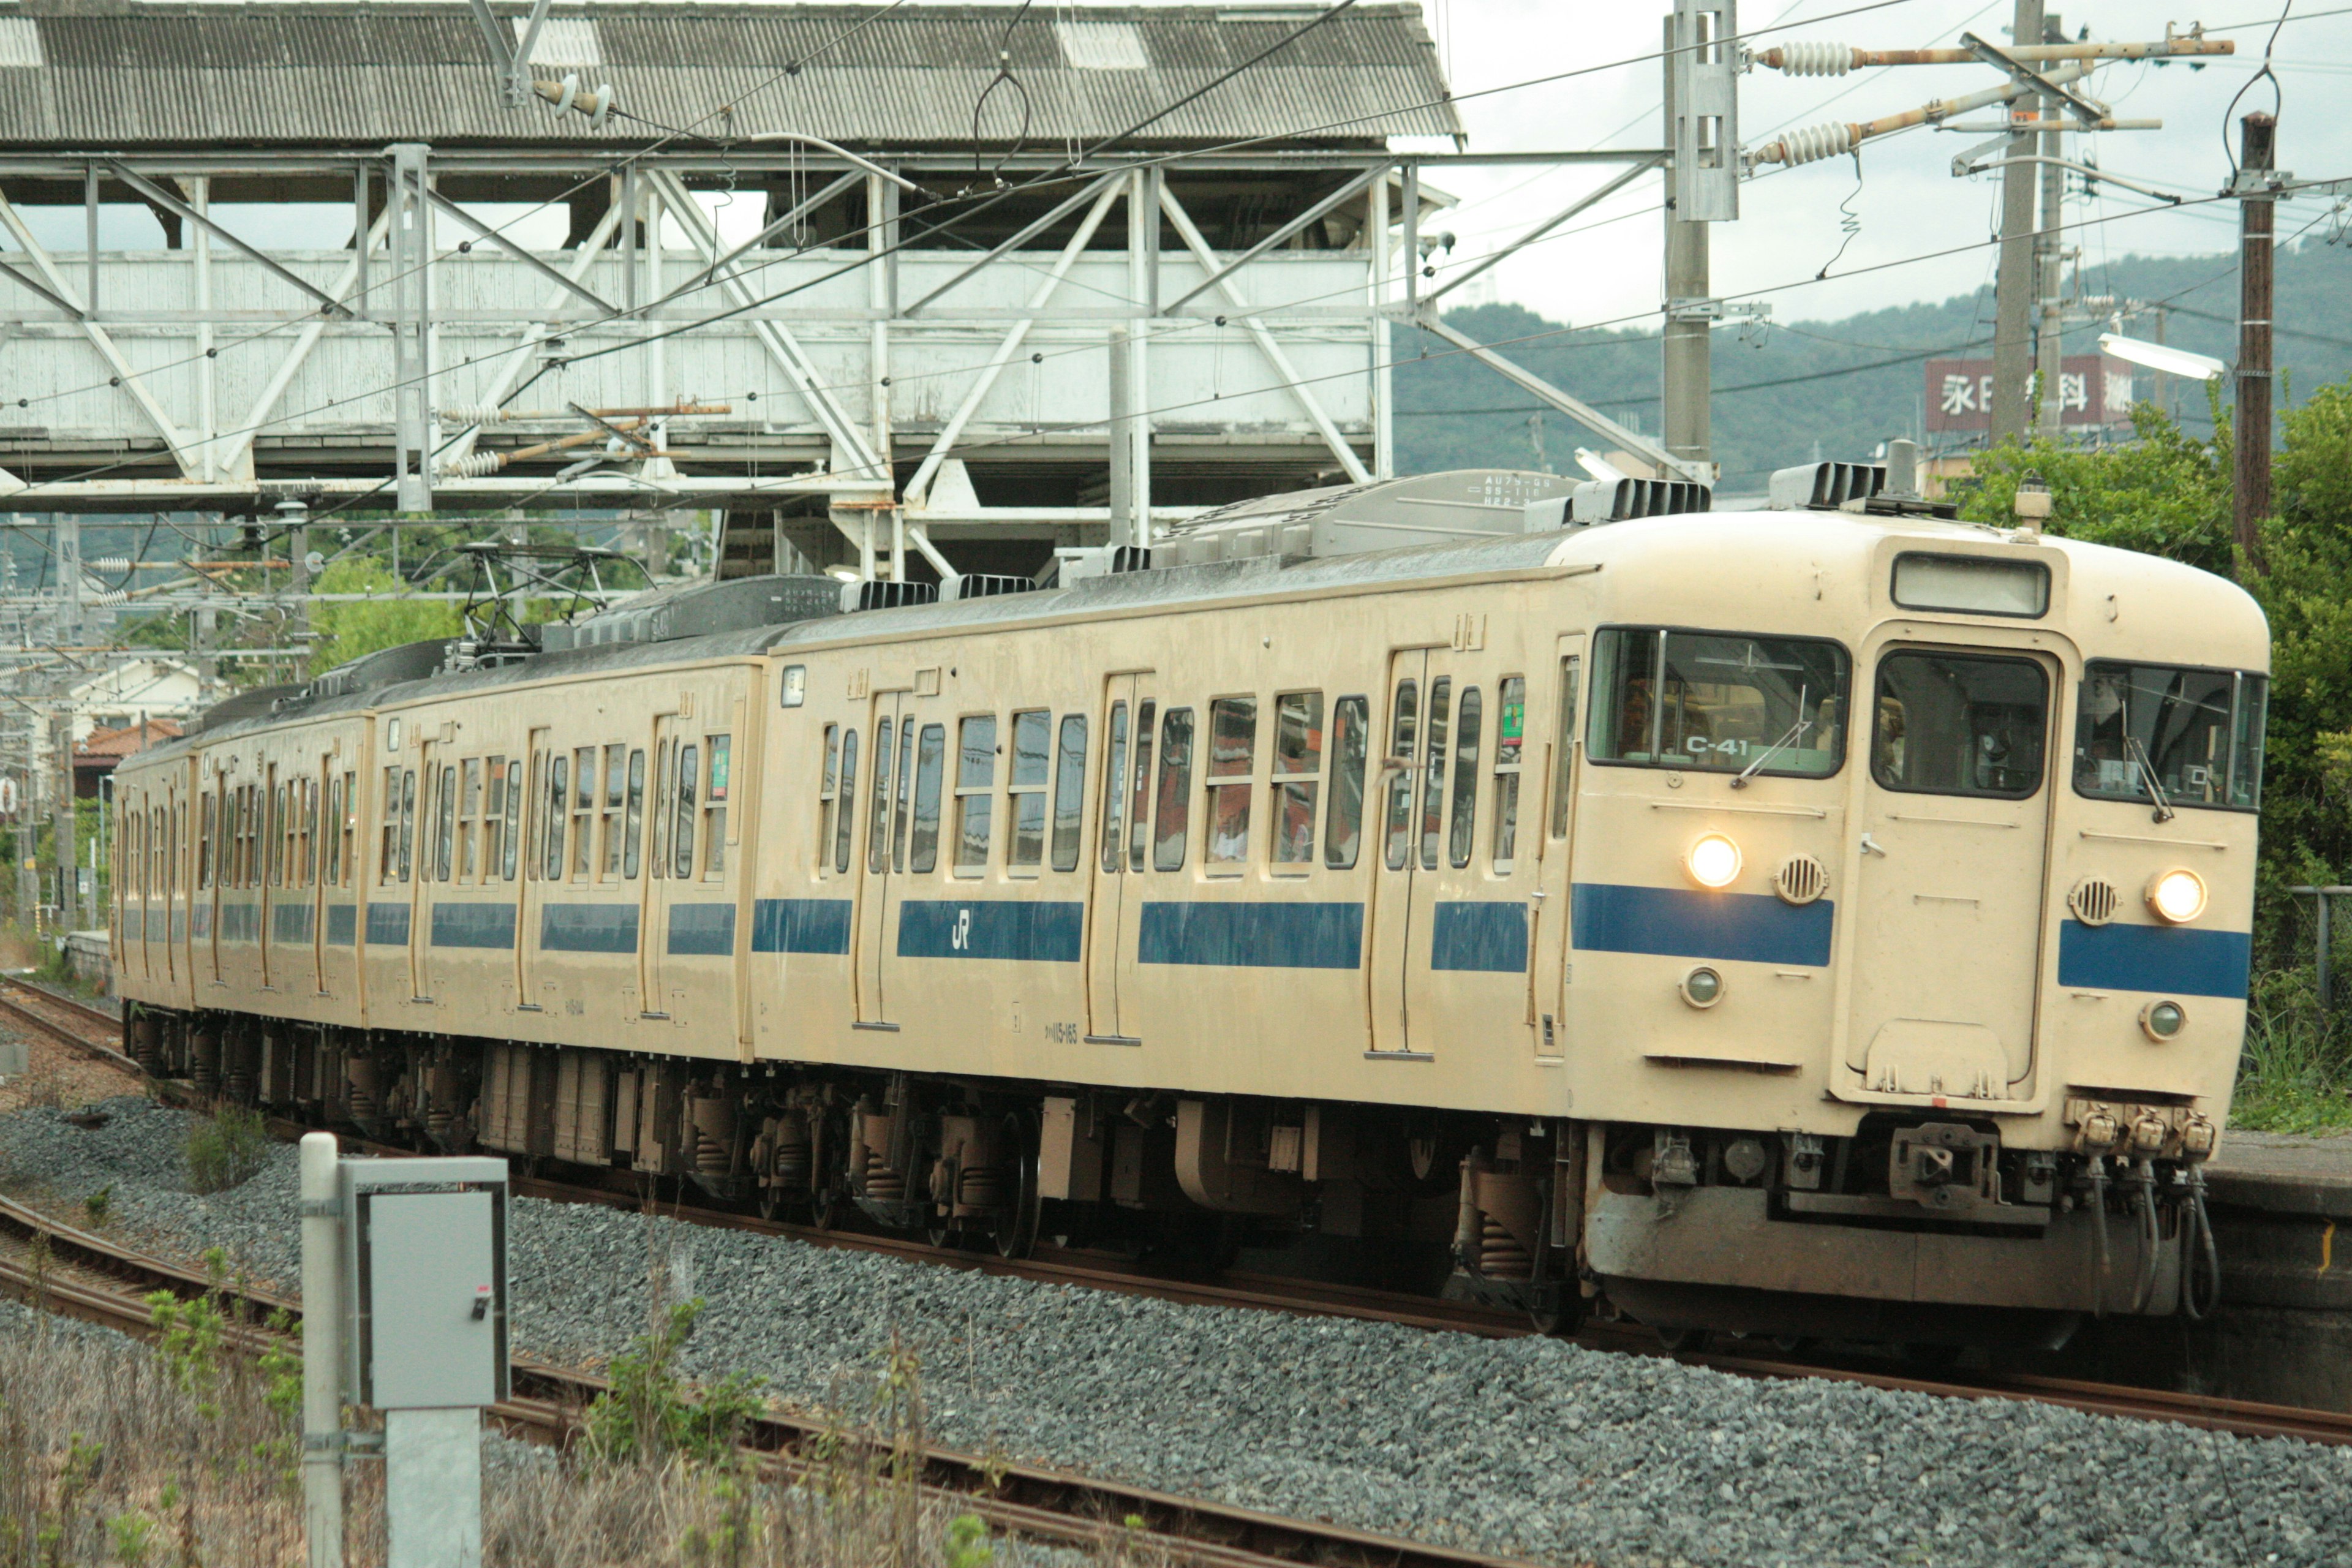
left=1989, top=0, right=2046, bottom=442
left=2234, top=111, right=2276, bottom=575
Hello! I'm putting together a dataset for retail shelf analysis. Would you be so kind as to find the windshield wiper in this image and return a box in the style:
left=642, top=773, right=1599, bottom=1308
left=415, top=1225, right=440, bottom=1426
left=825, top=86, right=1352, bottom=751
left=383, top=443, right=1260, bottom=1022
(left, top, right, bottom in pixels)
left=1732, top=716, right=1814, bottom=789
left=2125, top=734, right=2176, bottom=822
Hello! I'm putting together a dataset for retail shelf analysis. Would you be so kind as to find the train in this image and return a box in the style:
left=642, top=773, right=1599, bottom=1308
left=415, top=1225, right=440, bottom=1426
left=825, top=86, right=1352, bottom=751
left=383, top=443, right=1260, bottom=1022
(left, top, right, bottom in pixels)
left=108, top=461, right=2266, bottom=1347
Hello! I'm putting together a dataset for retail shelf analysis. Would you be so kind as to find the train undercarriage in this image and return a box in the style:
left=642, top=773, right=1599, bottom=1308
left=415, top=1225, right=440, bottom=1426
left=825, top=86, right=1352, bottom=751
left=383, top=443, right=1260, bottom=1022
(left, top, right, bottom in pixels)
left=122, top=1003, right=2220, bottom=1347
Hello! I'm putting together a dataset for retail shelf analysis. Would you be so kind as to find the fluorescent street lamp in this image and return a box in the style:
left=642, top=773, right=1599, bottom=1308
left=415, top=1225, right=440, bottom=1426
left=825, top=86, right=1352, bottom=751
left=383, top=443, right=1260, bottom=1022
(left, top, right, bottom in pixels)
left=2099, top=332, right=2226, bottom=382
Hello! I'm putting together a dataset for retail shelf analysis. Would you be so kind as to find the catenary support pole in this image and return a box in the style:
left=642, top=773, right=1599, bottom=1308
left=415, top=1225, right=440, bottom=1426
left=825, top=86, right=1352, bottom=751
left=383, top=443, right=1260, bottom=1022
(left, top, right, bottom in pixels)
left=1990, top=0, right=2045, bottom=441
left=2234, top=110, right=2275, bottom=575
left=1661, top=15, right=1711, bottom=471
left=299, top=1131, right=344, bottom=1568
left=2034, top=13, right=2066, bottom=440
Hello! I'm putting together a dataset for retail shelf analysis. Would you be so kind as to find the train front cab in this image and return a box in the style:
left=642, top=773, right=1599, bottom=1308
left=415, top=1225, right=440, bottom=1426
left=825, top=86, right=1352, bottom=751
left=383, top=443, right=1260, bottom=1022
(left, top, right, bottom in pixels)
left=1551, top=519, right=2265, bottom=1344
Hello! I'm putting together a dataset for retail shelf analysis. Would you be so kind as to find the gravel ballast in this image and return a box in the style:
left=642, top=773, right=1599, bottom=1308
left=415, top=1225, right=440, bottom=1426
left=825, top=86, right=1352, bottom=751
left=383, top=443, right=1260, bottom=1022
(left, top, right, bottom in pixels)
left=5, top=1095, right=2349, bottom=1567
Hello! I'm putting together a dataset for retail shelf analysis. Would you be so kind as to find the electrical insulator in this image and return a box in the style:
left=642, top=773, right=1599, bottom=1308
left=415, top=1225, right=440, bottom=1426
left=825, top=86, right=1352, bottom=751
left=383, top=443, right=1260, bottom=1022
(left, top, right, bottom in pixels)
left=439, top=452, right=505, bottom=479
left=1773, top=41, right=1856, bottom=77
left=1765, top=122, right=1856, bottom=168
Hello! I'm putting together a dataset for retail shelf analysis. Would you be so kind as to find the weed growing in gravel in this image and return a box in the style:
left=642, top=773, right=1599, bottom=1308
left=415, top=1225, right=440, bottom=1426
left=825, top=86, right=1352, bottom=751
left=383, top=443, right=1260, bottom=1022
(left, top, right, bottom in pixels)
left=80, top=1184, right=110, bottom=1229
left=587, top=1297, right=769, bottom=1467
left=183, top=1105, right=267, bottom=1194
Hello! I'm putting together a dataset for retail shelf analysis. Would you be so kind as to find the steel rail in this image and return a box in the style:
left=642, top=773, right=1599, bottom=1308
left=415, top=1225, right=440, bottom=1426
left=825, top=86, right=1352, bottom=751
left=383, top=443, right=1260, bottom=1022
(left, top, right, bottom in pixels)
left=0, top=974, right=139, bottom=1074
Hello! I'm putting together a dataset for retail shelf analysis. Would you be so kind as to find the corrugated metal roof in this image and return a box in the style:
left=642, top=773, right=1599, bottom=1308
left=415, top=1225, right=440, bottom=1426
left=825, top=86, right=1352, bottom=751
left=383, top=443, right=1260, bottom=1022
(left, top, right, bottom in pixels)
left=0, top=2, right=1459, bottom=149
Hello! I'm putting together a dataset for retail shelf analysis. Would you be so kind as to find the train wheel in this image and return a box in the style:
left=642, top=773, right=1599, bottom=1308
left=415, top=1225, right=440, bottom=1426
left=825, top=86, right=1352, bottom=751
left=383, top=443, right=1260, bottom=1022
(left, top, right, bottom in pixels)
left=993, top=1109, right=1041, bottom=1261
left=755, top=1184, right=782, bottom=1223
left=809, top=1109, right=849, bottom=1231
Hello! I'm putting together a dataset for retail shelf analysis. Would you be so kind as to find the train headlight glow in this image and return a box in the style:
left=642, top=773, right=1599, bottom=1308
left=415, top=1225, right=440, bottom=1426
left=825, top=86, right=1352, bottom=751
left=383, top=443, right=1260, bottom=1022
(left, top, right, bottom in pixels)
left=2147, top=869, right=2207, bottom=924
left=1686, top=833, right=1743, bottom=889
left=2141, top=1000, right=2187, bottom=1042
left=1680, top=967, right=1725, bottom=1009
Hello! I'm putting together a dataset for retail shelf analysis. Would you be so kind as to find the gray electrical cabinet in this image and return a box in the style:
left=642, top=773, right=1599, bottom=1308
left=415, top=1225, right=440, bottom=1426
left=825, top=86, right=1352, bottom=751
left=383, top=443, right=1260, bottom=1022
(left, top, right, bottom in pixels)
left=338, top=1156, right=510, bottom=1409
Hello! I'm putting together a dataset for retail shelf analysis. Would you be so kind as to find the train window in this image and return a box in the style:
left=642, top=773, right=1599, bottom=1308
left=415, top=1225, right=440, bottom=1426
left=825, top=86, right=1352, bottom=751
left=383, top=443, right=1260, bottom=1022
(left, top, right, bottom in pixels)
left=321, top=776, right=339, bottom=889
left=387, top=717, right=401, bottom=752
left=1008, top=710, right=1052, bottom=870
left=500, top=761, right=521, bottom=882
left=1205, top=698, right=1255, bottom=868
left=673, top=744, right=700, bottom=878
left=1493, top=676, right=1526, bottom=871
left=956, top=716, right=997, bottom=873
left=347, top=769, right=361, bottom=887
left=1419, top=679, right=1452, bottom=872
left=480, top=758, right=503, bottom=881
left=543, top=755, right=567, bottom=881
left=1449, top=687, right=1482, bottom=869
left=2073, top=663, right=2267, bottom=813
left=1383, top=679, right=1419, bottom=870
left=1100, top=702, right=1130, bottom=874
left=1892, top=552, right=2050, bottom=618
left=650, top=739, right=671, bottom=878
left=868, top=719, right=895, bottom=876
left=910, top=724, right=946, bottom=873
left=1153, top=707, right=1194, bottom=872
left=1588, top=628, right=1849, bottom=779
left=435, top=765, right=457, bottom=882
left=571, top=748, right=597, bottom=880
left=1871, top=651, right=2048, bottom=800
left=704, top=735, right=731, bottom=879
left=623, top=749, right=647, bottom=878
left=1325, top=696, right=1369, bottom=870
left=834, top=728, right=860, bottom=875
left=892, top=725, right=916, bottom=874
left=1052, top=715, right=1088, bottom=872
left=1127, top=701, right=1157, bottom=873
left=1270, top=692, right=1322, bottom=868
left=603, top=744, right=627, bottom=879
left=460, top=759, right=483, bottom=880
left=818, top=724, right=841, bottom=870
left=380, top=767, right=401, bottom=881
left=397, top=769, right=417, bottom=884
left=1548, top=658, right=1579, bottom=840
left=199, top=794, right=216, bottom=889
left=270, top=782, right=287, bottom=887
left=780, top=665, right=807, bottom=707
left=304, top=778, right=320, bottom=886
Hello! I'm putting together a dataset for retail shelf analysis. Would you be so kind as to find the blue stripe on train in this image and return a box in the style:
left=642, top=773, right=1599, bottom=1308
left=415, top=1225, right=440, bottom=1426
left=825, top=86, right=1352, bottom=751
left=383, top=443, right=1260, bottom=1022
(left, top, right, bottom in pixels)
left=2057, top=919, right=2251, bottom=999
left=432, top=902, right=517, bottom=949
left=1570, top=882, right=1834, bottom=968
left=897, top=900, right=1083, bottom=962
left=540, top=903, right=639, bottom=954
left=272, top=902, right=314, bottom=944
left=750, top=899, right=852, bottom=955
left=325, top=903, right=356, bottom=946
left=1431, top=902, right=1529, bottom=973
left=1138, top=901, right=1362, bottom=969
left=668, top=903, right=736, bottom=956
left=365, top=902, right=410, bottom=946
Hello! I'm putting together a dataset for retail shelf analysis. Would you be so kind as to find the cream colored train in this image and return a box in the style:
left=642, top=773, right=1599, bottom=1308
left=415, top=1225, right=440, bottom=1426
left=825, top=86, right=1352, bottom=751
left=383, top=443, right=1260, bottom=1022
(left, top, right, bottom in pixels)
left=110, top=464, right=2266, bottom=1344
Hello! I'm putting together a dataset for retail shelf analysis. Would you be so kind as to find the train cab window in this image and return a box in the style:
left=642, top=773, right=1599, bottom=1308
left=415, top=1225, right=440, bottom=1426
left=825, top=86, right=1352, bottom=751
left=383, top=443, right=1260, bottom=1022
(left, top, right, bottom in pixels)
left=602, top=743, right=627, bottom=879
left=501, top=761, right=521, bottom=881
left=910, top=723, right=947, bottom=873
left=571, top=748, right=597, bottom=880
left=1127, top=701, right=1157, bottom=873
left=1383, top=679, right=1419, bottom=870
left=955, top=716, right=997, bottom=873
left=543, top=755, right=568, bottom=881
left=1548, top=658, right=1580, bottom=840
left=1588, top=628, right=1848, bottom=778
left=397, top=769, right=417, bottom=883
left=459, top=759, right=482, bottom=880
left=1449, top=687, right=1483, bottom=869
left=834, top=728, right=861, bottom=875
left=1492, top=677, right=1526, bottom=872
left=891, top=727, right=916, bottom=874
left=1205, top=698, right=1255, bottom=869
left=704, top=736, right=731, bottom=880
left=1101, top=702, right=1131, bottom=874
left=2073, top=662, right=2266, bottom=812
left=1052, top=715, right=1088, bottom=872
left=1268, top=692, right=1322, bottom=869
left=199, top=794, right=216, bottom=889
left=623, top=749, right=647, bottom=878
left=479, top=759, right=502, bottom=881
left=868, top=720, right=896, bottom=876
left=1153, top=707, right=1195, bottom=872
left=673, top=743, right=700, bottom=878
left=1871, top=651, right=2048, bottom=799
left=1008, top=710, right=1052, bottom=871
left=818, top=725, right=842, bottom=869
left=1324, top=696, right=1369, bottom=870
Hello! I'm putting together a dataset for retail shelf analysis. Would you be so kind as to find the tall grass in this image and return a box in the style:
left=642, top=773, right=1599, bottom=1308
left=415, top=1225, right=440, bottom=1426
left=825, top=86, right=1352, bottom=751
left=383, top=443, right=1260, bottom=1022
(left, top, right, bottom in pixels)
left=2231, top=963, right=2352, bottom=1134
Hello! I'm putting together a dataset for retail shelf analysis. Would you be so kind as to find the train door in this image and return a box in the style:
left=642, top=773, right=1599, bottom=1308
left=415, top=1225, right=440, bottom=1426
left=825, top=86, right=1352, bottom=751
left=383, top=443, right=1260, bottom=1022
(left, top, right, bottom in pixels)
left=514, top=729, right=550, bottom=1013
left=1084, top=673, right=1154, bottom=1043
left=162, top=781, right=179, bottom=987
left=1529, top=636, right=1584, bottom=1057
left=852, top=693, right=911, bottom=1027
left=1842, top=640, right=2056, bottom=1102
left=203, top=774, right=222, bottom=988
left=306, top=762, right=327, bottom=996
left=409, top=739, right=442, bottom=1001
left=258, top=762, right=279, bottom=990
left=1366, top=647, right=1441, bottom=1056
left=642, top=718, right=689, bottom=1021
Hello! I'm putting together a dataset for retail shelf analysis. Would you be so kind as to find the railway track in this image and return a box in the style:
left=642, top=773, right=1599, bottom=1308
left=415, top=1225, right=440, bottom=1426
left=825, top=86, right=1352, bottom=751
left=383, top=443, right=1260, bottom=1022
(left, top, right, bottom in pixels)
left=0, top=1195, right=1545, bottom=1568
left=15, top=987, right=2352, bottom=1450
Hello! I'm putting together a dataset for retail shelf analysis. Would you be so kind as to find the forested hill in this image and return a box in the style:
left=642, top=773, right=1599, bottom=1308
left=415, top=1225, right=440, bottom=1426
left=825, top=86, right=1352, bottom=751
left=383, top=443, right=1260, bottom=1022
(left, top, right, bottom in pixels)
left=1392, top=238, right=2352, bottom=491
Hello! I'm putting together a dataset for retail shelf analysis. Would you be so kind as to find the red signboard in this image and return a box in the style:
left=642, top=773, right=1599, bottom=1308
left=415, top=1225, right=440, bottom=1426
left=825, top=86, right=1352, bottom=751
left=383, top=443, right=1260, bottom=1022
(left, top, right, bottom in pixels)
left=1925, top=355, right=2138, bottom=432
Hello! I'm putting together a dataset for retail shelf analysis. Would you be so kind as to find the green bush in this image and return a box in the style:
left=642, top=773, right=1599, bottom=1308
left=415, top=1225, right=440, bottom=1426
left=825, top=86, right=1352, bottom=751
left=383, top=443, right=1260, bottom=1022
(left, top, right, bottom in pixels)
left=185, top=1105, right=268, bottom=1194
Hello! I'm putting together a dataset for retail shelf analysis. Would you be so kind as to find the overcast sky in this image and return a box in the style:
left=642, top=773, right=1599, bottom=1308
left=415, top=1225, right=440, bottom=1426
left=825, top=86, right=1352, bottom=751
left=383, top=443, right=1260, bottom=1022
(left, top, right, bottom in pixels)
left=1415, top=0, right=2352, bottom=332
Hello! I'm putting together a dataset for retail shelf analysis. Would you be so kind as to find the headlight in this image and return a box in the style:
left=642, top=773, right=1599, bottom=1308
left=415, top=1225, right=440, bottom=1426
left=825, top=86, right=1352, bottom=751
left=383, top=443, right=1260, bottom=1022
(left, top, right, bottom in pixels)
left=1686, top=832, right=1742, bottom=889
left=2147, top=869, right=2207, bottom=924
left=1680, top=966, right=1724, bottom=1008
left=2141, top=1000, right=2187, bottom=1042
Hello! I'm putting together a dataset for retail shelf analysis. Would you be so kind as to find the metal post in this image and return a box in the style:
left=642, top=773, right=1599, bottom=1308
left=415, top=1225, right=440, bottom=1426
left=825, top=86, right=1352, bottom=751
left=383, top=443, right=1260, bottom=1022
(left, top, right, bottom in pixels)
left=389, top=145, right=434, bottom=513
left=49, top=709, right=75, bottom=933
left=299, top=1131, right=344, bottom=1568
left=2320, top=891, right=2334, bottom=1012
left=2234, top=111, right=2275, bottom=575
left=189, top=178, right=216, bottom=481
left=1662, top=3, right=1732, bottom=473
left=15, top=714, right=34, bottom=925
left=1370, top=166, right=1394, bottom=480
left=2034, top=14, right=2066, bottom=440
left=83, top=163, right=98, bottom=324
left=385, top=1409, right=482, bottom=1568
left=1990, top=0, right=2046, bottom=442
left=281, top=498, right=312, bottom=657
left=1125, top=170, right=1152, bottom=545
left=1107, top=327, right=1135, bottom=543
